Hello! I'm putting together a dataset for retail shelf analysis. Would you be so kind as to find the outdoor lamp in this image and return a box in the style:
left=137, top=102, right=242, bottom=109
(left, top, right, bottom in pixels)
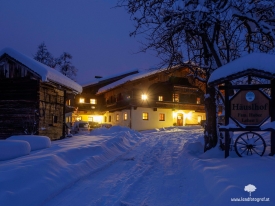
left=141, top=94, right=148, bottom=100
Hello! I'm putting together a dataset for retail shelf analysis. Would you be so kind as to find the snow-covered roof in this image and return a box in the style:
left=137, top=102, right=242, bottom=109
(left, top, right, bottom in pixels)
left=208, top=53, right=275, bottom=85
left=0, top=47, right=82, bottom=93
left=81, top=68, right=139, bottom=87
left=97, top=68, right=165, bottom=93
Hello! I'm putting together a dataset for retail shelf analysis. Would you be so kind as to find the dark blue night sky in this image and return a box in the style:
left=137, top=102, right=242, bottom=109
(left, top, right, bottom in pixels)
left=0, top=0, right=160, bottom=84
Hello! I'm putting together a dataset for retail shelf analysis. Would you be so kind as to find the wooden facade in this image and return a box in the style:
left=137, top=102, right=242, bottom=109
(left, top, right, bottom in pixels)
left=0, top=78, right=40, bottom=139
left=72, top=66, right=206, bottom=130
left=0, top=50, right=81, bottom=140
left=99, top=67, right=205, bottom=113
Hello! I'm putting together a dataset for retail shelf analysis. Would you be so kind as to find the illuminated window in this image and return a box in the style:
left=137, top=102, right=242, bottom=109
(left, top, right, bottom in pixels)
left=173, top=94, right=179, bottom=102
left=142, top=112, right=149, bottom=120
left=124, top=113, right=127, bottom=120
left=116, top=114, right=119, bottom=121
left=198, top=115, right=202, bottom=123
left=159, top=113, right=165, bottom=121
left=66, top=99, right=71, bottom=105
left=158, top=96, right=163, bottom=101
left=197, top=98, right=201, bottom=104
left=90, top=99, right=97, bottom=104
left=79, top=98, right=85, bottom=103
left=141, top=94, right=148, bottom=100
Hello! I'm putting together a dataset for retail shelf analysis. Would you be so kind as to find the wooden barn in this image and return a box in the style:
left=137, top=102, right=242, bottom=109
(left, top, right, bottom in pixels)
left=0, top=47, right=82, bottom=140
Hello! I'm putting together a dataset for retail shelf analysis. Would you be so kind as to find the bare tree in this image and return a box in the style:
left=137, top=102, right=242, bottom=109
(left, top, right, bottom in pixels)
left=118, top=0, right=275, bottom=151
left=34, top=43, right=78, bottom=81
left=56, top=52, right=78, bottom=81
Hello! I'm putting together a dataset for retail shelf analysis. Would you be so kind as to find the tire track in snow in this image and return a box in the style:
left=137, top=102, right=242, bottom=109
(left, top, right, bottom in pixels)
left=44, top=127, right=209, bottom=206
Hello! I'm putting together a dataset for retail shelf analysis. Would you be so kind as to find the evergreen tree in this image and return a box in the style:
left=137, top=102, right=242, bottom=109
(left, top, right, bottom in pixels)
left=34, top=43, right=78, bottom=81
left=33, top=42, right=56, bottom=68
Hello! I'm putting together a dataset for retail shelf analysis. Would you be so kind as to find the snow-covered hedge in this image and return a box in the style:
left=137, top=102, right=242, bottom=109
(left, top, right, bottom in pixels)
left=8, top=135, right=51, bottom=151
left=0, top=140, right=31, bottom=161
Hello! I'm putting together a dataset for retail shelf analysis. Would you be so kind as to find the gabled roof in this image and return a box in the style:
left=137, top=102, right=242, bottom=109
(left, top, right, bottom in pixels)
left=81, top=69, right=139, bottom=87
left=97, top=68, right=168, bottom=94
left=0, top=47, right=82, bottom=93
left=208, top=53, right=275, bottom=86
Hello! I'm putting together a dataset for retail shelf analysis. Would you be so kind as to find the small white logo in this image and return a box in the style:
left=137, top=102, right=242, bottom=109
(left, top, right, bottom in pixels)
left=244, top=184, right=257, bottom=196
left=231, top=184, right=270, bottom=202
left=246, top=91, right=255, bottom=102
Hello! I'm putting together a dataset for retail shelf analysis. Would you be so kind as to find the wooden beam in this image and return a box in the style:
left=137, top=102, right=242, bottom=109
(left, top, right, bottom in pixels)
left=219, top=84, right=271, bottom=90
left=224, top=81, right=230, bottom=158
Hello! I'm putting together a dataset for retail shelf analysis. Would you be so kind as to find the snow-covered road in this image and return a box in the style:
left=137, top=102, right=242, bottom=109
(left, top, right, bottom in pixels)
left=44, top=127, right=209, bottom=206
left=2, top=126, right=275, bottom=206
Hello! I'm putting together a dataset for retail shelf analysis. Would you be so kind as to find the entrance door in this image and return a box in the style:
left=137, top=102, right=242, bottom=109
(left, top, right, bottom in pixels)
left=177, top=113, right=183, bottom=126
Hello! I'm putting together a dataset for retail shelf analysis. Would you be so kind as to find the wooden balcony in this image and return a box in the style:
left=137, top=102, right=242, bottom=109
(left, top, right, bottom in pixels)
left=155, top=101, right=205, bottom=112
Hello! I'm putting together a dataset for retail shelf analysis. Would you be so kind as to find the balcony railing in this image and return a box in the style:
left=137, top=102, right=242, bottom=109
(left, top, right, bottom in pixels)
left=156, top=101, right=205, bottom=112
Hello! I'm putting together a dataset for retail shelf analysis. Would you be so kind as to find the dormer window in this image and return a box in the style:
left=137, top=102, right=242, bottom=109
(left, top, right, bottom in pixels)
left=90, top=99, right=97, bottom=104
left=197, top=98, right=201, bottom=104
left=173, top=94, right=179, bottom=102
left=66, top=99, right=71, bottom=105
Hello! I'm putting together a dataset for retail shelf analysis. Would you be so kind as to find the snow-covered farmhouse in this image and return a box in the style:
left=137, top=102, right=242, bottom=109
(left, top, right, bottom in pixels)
left=0, top=48, right=82, bottom=140
left=65, top=69, right=139, bottom=123
left=71, top=66, right=206, bottom=130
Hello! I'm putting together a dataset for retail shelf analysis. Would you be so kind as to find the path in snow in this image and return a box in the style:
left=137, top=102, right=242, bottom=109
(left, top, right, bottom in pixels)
left=44, top=127, right=211, bottom=206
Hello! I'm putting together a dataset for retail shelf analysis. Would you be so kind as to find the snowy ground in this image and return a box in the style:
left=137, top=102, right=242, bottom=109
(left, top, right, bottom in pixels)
left=0, top=126, right=274, bottom=206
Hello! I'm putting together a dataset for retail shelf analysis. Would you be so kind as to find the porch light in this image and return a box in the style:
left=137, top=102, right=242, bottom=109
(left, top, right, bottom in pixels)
left=141, top=94, right=148, bottom=100
left=185, top=112, right=193, bottom=120
left=93, top=115, right=103, bottom=123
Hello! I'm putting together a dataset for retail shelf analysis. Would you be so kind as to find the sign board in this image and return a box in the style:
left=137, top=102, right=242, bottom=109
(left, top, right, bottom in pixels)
left=230, top=90, right=270, bottom=126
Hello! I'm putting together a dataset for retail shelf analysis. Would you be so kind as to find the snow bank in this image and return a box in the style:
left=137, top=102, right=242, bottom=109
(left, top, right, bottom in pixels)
left=185, top=142, right=204, bottom=155
left=90, top=126, right=143, bottom=139
left=0, top=140, right=31, bottom=161
left=261, top=121, right=275, bottom=130
left=8, top=135, right=51, bottom=151
left=0, top=126, right=143, bottom=206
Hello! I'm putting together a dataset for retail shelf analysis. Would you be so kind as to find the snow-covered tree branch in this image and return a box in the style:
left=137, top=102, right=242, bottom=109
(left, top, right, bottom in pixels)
left=118, top=0, right=275, bottom=151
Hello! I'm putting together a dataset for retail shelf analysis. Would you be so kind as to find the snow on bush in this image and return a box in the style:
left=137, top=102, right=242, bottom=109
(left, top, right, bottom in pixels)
left=0, top=140, right=31, bottom=161
left=8, top=135, right=51, bottom=151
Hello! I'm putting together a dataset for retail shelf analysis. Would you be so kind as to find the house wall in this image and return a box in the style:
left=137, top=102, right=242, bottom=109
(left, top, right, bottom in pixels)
left=103, top=110, right=131, bottom=128
left=131, top=107, right=174, bottom=130
left=101, top=107, right=206, bottom=131
left=38, top=84, right=65, bottom=140
left=0, top=78, right=40, bottom=139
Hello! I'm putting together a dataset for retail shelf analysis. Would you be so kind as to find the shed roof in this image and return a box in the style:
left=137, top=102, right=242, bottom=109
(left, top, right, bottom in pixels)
left=208, top=53, right=275, bottom=86
left=0, top=47, right=82, bottom=93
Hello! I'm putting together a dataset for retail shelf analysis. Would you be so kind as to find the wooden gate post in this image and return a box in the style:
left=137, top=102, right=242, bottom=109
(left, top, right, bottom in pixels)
left=224, top=81, right=230, bottom=158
